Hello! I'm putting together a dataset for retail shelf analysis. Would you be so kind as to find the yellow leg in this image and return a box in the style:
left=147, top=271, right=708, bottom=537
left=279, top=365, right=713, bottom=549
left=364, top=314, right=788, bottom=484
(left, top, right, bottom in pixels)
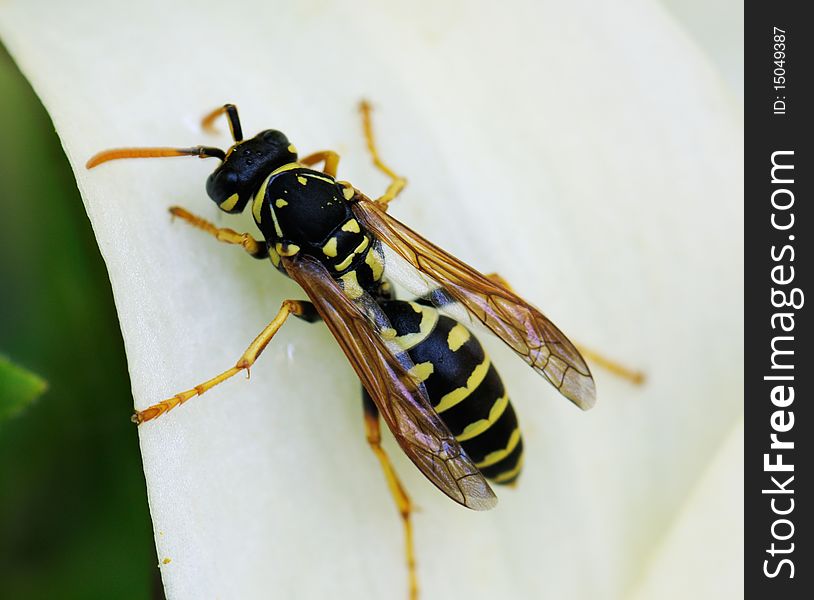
left=363, top=395, right=418, bottom=600
left=573, top=344, right=645, bottom=385
left=485, top=272, right=645, bottom=385
left=169, top=206, right=267, bottom=258
left=359, top=100, right=407, bottom=209
left=132, top=300, right=307, bottom=424
left=299, top=150, right=341, bottom=178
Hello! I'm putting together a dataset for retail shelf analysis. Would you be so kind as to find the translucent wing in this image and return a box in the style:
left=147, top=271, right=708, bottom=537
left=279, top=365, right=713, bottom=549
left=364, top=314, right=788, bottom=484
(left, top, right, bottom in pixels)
left=281, top=253, right=497, bottom=510
left=352, top=197, right=596, bottom=410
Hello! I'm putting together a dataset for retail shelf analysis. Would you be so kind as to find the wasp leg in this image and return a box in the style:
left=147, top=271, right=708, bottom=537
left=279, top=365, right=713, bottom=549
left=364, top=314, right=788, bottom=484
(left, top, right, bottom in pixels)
left=362, top=391, right=418, bottom=600
left=299, top=151, right=341, bottom=178
left=132, top=300, right=310, bottom=424
left=169, top=206, right=268, bottom=259
left=359, top=100, right=407, bottom=209
left=201, top=103, right=244, bottom=142
left=571, top=345, right=645, bottom=385
left=485, top=272, right=646, bottom=385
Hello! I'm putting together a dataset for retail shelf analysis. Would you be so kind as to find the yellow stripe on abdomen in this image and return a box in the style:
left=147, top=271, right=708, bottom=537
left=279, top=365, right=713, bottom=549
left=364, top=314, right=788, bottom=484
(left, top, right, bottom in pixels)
left=434, top=356, right=491, bottom=414
left=475, top=428, right=521, bottom=469
left=454, top=393, right=510, bottom=442
left=492, top=455, right=524, bottom=483
left=392, top=303, right=439, bottom=351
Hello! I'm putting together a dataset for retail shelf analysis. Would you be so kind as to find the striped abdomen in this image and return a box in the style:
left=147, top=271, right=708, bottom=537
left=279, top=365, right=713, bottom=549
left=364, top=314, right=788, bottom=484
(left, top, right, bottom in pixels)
left=379, top=300, right=524, bottom=485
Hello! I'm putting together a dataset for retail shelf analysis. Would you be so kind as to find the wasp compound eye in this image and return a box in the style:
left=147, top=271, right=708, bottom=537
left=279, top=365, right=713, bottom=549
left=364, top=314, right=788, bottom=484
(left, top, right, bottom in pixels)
left=206, top=166, right=247, bottom=213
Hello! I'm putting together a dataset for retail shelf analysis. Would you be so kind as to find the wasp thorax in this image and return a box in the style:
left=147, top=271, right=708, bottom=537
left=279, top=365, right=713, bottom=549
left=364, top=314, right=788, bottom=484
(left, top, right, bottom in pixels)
left=206, top=129, right=298, bottom=213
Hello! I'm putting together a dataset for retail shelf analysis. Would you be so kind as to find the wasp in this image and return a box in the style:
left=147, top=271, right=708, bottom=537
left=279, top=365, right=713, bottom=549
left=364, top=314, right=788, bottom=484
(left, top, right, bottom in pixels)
left=87, top=102, right=641, bottom=599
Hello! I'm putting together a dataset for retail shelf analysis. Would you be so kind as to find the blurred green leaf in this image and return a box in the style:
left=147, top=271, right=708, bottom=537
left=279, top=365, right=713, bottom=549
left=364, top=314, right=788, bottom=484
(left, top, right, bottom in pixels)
left=0, top=43, right=154, bottom=600
left=0, top=356, right=47, bottom=420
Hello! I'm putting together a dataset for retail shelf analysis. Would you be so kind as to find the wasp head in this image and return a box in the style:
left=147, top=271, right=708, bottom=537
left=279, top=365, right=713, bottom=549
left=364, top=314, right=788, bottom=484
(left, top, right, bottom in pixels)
left=206, top=130, right=298, bottom=213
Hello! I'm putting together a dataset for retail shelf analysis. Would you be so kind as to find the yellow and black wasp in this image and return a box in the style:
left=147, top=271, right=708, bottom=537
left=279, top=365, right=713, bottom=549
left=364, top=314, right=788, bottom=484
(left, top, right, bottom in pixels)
left=87, top=102, right=640, bottom=599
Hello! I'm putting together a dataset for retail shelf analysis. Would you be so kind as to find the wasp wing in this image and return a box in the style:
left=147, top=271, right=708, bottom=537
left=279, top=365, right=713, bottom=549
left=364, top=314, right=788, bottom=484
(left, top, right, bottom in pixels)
left=352, top=198, right=596, bottom=410
left=281, top=253, right=497, bottom=511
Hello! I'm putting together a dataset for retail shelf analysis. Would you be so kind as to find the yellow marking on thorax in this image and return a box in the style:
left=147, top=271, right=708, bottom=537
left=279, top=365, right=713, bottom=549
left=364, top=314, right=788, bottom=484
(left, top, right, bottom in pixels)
left=340, top=182, right=355, bottom=200
left=287, top=144, right=297, bottom=154
left=365, top=246, right=385, bottom=281
left=447, top=323, right=471, bottom=352
left=275, top=198, right=288, bottom=208
left=341, top=219, right=361, bottom=233
left=408, top=362, right=434, bottom=383
left=268, top=209, right=284, bottom=237
left=475, top=429, right=522, bottom=469
left=354, top=237, right=369, bottom=254
left=340, top=271, right=364, bottom=299
left=303, top=172, right=335, bottom=185
left=220, top=192, right=240, bottom=211
left=322, top=237, right=338, bottom=258
left=392, top=304, right=439, bottom=351
left=434, top=356, right=491, bottom=414
left=454, top=393, right=510, bottom=442
left=275, top=243, right=300, bottom=257
left=271, top=162, right=302, bottom=176
left=334, top=236, right=370, bottom=271
left=492, top=455, right=524, bottom=483
left=252, top=175, right=285, bottom=240
left=268, top=246, right=281, bottom=267
left=334, top=254, right=355, bottom=272
left=297, top=176, right=308, bottom=185
left=252, top=174, right=271, bottom=223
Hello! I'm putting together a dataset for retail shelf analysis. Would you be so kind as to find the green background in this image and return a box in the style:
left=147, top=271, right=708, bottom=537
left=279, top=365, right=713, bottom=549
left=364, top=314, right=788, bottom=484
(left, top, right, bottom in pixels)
left=0, top=45, right=156, bottom=598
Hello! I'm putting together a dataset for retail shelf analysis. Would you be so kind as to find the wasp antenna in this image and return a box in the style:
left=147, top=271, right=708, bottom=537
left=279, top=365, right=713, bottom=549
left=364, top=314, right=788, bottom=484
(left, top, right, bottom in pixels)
left=85, top=146, right=226, bottom=169
left=201, top=103, right=244, bottom=142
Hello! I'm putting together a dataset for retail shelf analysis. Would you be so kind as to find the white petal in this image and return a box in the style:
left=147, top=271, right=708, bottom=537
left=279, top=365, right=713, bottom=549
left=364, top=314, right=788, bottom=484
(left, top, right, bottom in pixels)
left=631, top=418, right=744, bottom=599
left=658, top=0, right=744, bottom=99
left=0, top=0, right=742, bottom=598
